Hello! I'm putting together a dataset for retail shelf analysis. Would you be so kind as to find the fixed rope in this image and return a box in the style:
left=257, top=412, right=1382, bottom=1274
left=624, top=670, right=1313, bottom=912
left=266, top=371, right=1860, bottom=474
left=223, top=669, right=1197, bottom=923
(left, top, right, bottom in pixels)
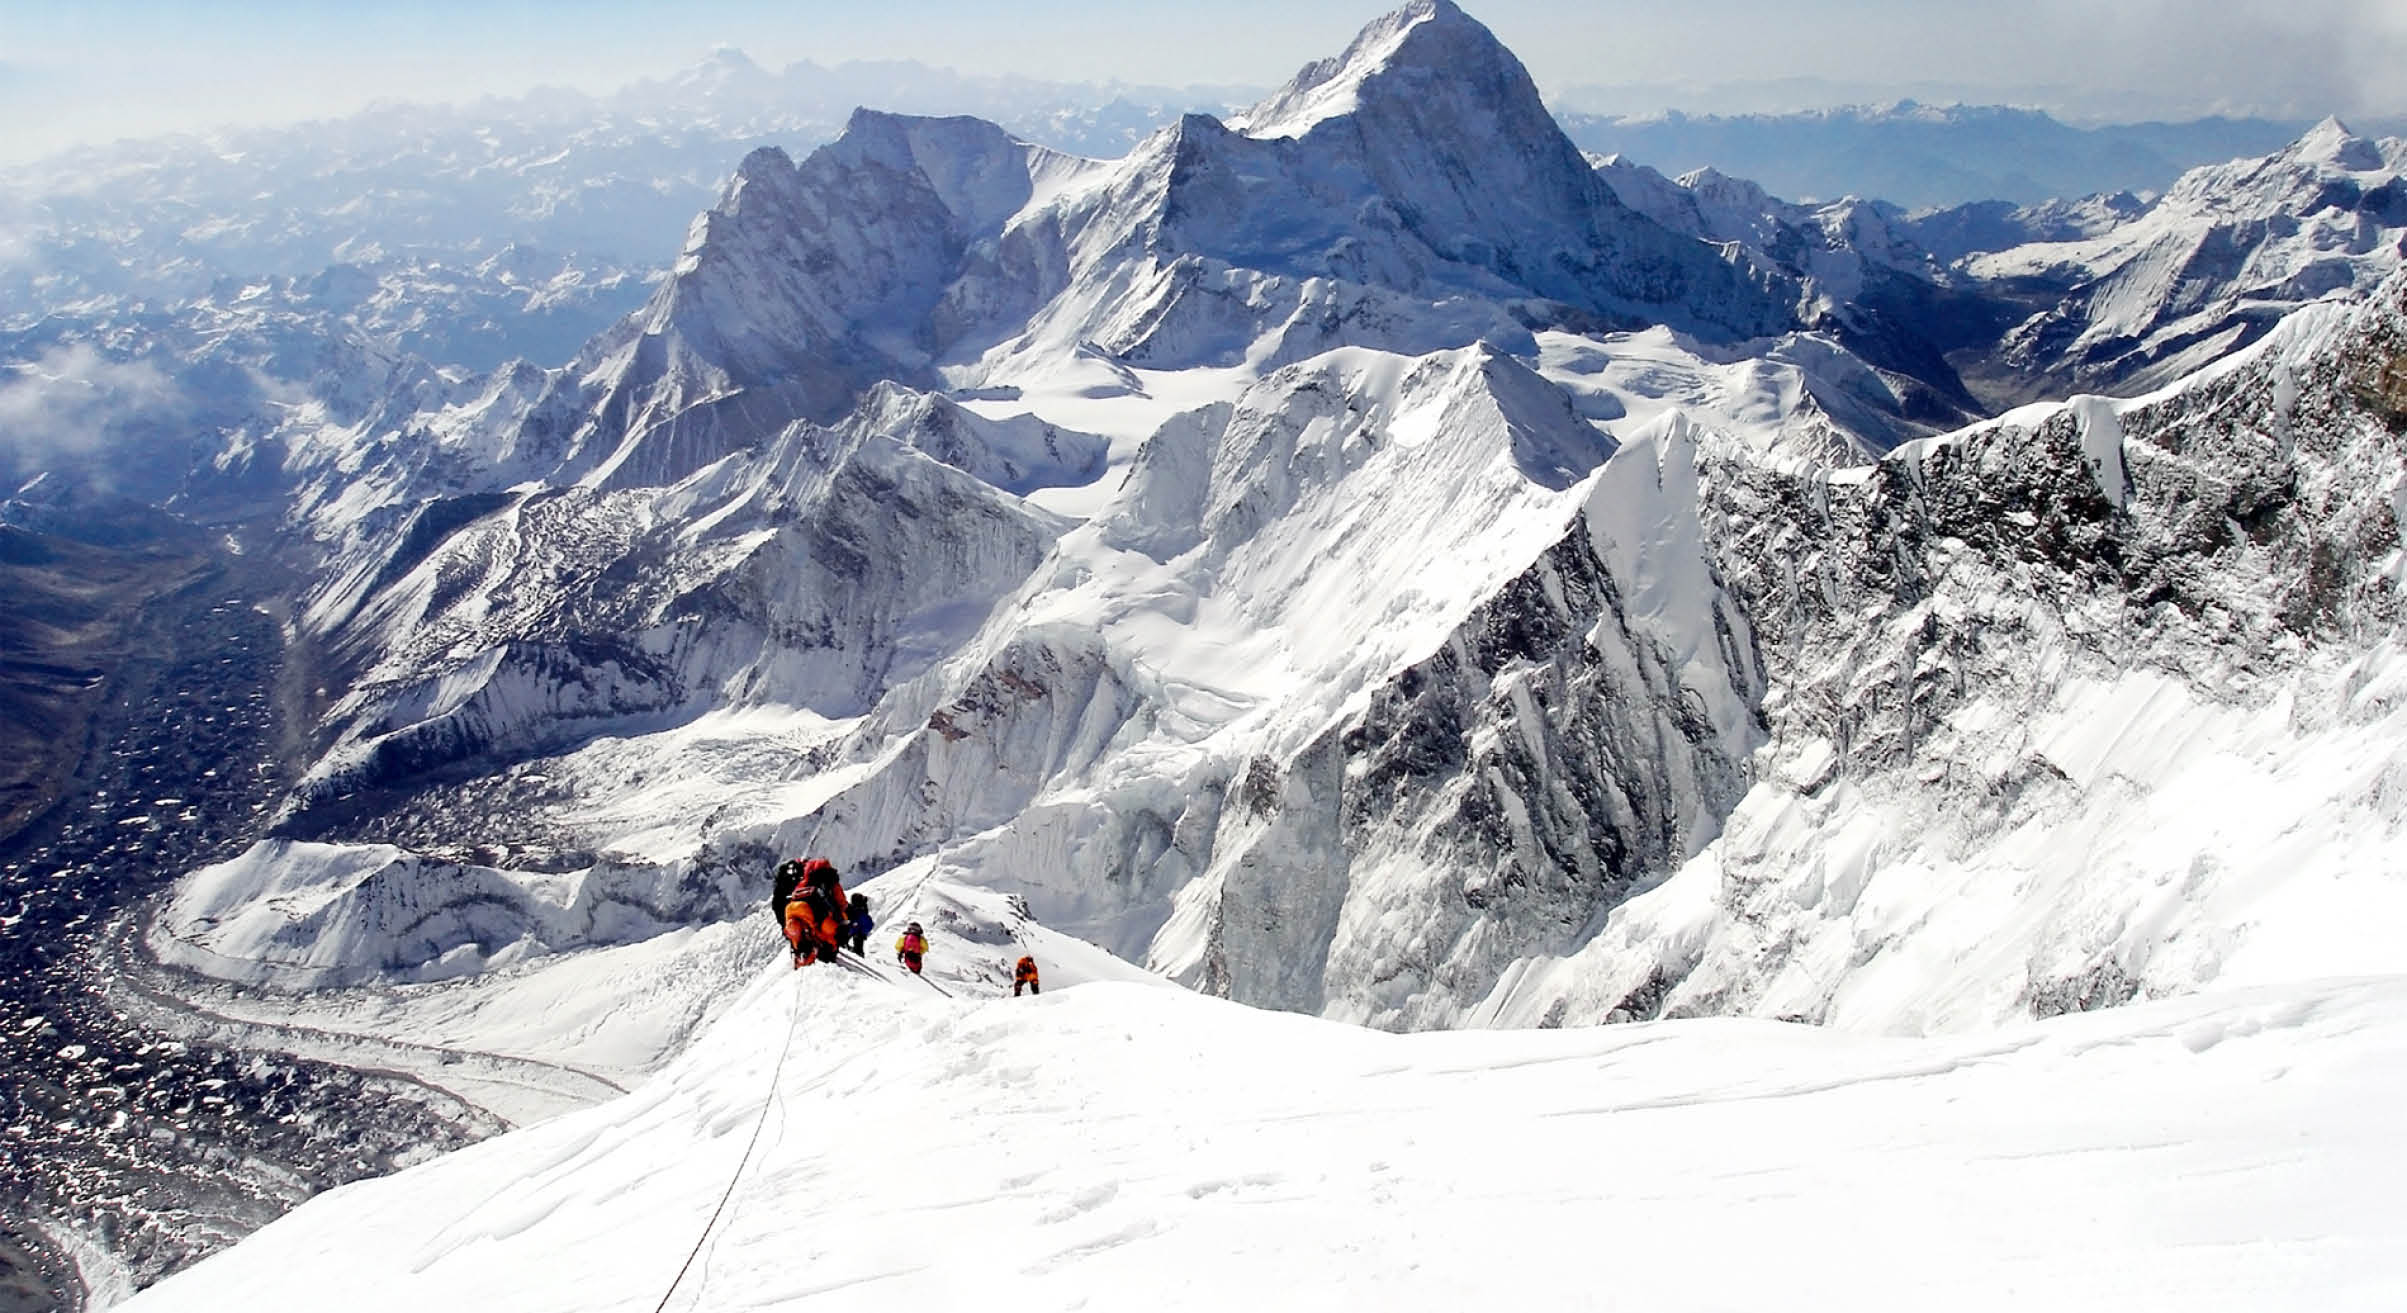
left=650, top=973, right=804, bottom=1313
left=869, top=859, right=952, bottom=995
left=647, top=855, right=960, bottom=1312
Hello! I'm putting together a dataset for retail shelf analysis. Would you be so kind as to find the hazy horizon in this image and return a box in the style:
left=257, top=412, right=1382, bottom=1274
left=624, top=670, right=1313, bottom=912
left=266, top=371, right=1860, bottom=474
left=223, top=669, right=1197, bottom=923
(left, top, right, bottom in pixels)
left=3, top=0, right=2405, bottom=164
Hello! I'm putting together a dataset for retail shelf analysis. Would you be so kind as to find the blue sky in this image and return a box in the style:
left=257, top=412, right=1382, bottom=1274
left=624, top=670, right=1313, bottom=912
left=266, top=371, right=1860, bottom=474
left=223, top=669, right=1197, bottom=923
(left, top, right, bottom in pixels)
left=3, top=0, right=2403, bottom=160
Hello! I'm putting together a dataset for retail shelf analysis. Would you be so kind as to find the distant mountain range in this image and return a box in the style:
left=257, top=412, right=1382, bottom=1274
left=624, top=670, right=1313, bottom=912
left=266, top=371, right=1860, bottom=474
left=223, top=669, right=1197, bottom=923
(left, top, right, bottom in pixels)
left=1555, top=102, right=2386, bottom=209
left=9, top=3, right=2407, bottom=1304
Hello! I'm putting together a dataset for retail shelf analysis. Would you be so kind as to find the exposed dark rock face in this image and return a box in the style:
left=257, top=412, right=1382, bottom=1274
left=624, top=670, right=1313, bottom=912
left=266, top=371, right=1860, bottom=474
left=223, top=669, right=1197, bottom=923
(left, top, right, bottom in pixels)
left=1714, top=276, right=2407, bottom=786
left=1534, top=274, right=2407, bottom=1028
left=1194, top=482, right=1763, bottom=1026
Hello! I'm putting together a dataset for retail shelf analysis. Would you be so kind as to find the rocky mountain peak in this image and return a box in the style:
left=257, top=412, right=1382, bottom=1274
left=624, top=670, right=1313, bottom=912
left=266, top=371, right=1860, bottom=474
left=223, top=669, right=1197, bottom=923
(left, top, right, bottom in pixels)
left=2290, top=115, right=2385, bottom=172
left=712, top=145, right=805, bottom=226
left=821, top=109, right=1060, bottom=236
left=1155, top=0, right=1794, bottom=343
left=1229, top=0, right=1534, bottom=142
left=2163, top=116, right=2405, bottom=216
left=1674, top=166, right=1780, bottom=214
left=688, top=45, right=772, bottom=84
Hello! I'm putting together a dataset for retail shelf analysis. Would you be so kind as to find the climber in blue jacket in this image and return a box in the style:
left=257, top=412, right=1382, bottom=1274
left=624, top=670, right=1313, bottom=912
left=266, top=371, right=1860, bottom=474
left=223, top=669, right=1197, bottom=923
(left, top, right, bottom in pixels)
left=844, top=892, right=873, bottom=955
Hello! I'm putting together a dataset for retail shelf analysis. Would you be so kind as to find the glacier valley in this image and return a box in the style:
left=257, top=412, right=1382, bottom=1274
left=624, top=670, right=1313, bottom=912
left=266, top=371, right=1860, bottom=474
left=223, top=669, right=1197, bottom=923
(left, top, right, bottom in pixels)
left=3, top=1, right=2405, bottom=1308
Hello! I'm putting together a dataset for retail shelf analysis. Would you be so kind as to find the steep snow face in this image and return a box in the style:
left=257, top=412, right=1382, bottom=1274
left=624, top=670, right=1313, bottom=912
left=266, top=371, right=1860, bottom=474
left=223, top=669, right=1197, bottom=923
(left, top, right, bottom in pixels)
left=1227, top=0, right=1454, bottom=138
left=1478, top=273, right=2407, bottom=1033
left=1977, top=119, right=2407, bottom=392
left=1185, top=421, right=1763, bottom=1027
left=853, top=381, right=1108, bottom=495
left=115, top=964, right=2407, bottom=1313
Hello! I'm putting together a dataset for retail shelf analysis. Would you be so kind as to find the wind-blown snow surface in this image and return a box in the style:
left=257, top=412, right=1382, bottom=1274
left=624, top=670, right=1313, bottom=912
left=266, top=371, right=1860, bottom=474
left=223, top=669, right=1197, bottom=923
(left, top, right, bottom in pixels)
left=119, top=963, right=2407, bottom=1312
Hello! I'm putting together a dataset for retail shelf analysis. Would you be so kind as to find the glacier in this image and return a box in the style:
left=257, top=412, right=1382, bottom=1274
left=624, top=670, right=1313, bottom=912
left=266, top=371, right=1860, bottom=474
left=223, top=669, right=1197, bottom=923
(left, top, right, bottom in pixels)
left=7, top=0, right=2407, bottom=1304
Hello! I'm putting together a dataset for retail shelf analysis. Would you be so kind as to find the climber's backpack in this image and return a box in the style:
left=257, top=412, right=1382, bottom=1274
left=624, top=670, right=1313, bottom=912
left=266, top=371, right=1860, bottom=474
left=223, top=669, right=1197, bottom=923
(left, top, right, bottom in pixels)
left=771, top=858, right=808, bottom=913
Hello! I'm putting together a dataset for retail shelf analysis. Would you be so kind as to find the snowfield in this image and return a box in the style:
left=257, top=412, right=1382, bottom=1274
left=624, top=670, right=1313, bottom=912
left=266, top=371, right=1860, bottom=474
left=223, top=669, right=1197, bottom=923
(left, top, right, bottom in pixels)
left=118, top=946, right=2407, bottom=1312
left=26, top=1, right=2407, bottom=1304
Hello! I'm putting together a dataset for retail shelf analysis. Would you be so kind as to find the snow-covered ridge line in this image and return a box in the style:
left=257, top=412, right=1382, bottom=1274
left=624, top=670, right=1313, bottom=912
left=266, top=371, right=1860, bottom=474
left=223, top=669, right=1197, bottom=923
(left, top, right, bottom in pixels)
left=1976, top=116, right=2407, bottom=392
left=117, top=961, right=2407, bottom=1312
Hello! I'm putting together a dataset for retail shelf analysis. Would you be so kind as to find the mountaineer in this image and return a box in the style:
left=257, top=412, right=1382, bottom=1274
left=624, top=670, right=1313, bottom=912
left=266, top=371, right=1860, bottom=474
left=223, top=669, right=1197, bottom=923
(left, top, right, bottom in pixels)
left=895, top=921, right=930, bottom=975
left=844, top=892, right=873, bottom=955
left=781, top=858, right=848, bottom=967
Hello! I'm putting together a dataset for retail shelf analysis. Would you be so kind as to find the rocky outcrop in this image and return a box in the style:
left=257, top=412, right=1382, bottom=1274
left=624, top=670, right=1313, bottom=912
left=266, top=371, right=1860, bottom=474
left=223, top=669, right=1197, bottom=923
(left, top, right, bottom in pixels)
left=1480, top=272, right=2407, bottom=1033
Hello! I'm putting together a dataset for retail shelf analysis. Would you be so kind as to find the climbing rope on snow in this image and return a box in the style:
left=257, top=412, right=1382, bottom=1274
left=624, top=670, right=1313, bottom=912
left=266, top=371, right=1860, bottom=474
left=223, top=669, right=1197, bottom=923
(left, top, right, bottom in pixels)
left=651, top=972, right=804, bottom=1313
left=886, top=859, right=956, bottom=997
left=651, top=855, right=957, bottom=1311
left=888, top=858, right=942, bottom=931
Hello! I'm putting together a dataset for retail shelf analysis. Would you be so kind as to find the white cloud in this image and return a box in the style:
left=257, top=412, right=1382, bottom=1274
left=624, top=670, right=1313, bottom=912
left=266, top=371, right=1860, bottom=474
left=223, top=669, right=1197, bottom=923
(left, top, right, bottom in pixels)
left=0, top=344, right=186, bottom=486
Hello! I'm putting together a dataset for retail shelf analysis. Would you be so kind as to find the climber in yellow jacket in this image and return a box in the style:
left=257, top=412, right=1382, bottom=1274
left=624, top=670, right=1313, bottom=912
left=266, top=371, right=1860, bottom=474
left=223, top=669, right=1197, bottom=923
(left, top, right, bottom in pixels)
left=895, top=922, right=929, bottom=975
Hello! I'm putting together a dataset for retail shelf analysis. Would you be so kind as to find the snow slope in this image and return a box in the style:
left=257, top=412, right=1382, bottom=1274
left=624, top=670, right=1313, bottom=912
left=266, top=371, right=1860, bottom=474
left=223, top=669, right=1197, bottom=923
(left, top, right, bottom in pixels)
left=118, top=962, right=2407, bottom=1312
left=40, top=5, right=2407, bottom=1305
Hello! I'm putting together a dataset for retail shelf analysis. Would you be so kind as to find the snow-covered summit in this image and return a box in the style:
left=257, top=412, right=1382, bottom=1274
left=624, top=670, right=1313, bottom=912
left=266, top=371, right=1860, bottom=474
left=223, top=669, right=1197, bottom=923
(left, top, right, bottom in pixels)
left=667, top=45, right=779, bottom=101
left=2150, top=115, right=2405, bottom=219
left=1206, top=0, right=1792, bottom=344
left=1230, top=0, right=1496, bottom=140
left=2284, top=113, right=2390, bottom=172
left=1976, top=117, right=2407, bottom=390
